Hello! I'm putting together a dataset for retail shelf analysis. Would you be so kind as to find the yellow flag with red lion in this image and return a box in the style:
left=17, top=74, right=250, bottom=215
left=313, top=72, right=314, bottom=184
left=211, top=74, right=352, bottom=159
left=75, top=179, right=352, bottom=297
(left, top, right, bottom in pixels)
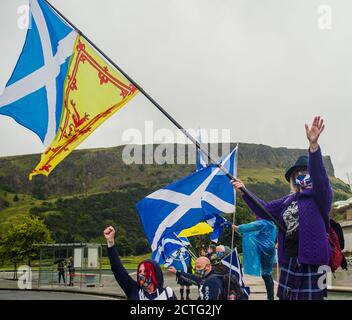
left=29, top=37, right=138, bottom=180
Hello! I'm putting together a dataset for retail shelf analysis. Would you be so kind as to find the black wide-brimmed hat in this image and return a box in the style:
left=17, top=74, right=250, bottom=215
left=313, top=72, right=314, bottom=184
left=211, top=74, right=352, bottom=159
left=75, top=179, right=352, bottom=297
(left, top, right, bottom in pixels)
left=285, top=155, right=308, bottom=182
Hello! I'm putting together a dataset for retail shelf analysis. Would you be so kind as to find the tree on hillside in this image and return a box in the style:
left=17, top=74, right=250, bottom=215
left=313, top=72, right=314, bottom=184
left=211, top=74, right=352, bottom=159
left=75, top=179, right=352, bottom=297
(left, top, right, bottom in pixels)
left=134, top=239, right=151, bottom=255
left=115, top=227, right=133, bottom=256
left=0, top=215, right=53, bottom=279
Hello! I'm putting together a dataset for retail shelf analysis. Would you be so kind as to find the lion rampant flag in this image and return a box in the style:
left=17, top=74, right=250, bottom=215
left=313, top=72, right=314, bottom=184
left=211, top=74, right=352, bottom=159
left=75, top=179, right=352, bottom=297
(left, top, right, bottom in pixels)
left=29, top=36, right=138, bottom=179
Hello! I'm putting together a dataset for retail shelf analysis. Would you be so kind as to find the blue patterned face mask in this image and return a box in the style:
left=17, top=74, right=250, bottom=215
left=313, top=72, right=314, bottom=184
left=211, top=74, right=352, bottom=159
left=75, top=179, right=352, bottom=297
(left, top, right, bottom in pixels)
left=295, top=174, right=312, bottom=189
left=195, top=268, right=206, bottom=278
left=138, top=274, right=152, bottom=288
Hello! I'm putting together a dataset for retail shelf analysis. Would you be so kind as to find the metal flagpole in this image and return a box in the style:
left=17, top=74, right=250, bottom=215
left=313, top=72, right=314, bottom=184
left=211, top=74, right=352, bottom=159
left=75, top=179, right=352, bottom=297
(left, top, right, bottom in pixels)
left=227, top=144, right=238, bottom=297
left=45, top=0, right=285, bottom=232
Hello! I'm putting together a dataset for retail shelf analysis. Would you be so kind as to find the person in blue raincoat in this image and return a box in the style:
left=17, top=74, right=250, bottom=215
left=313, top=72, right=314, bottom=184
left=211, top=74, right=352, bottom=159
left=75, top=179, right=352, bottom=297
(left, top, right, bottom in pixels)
left=233, top=219, right=277, bottom=300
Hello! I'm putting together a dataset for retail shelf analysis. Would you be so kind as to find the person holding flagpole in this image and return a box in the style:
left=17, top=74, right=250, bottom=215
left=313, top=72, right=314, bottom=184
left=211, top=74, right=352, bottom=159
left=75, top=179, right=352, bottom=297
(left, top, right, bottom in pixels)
left=232, top=116, right=332, bottom=300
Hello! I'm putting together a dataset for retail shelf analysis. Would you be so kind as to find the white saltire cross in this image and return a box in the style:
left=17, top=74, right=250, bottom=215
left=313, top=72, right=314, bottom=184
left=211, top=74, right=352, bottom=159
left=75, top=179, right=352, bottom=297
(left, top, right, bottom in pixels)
left=0, top=0, right=76, bottom=145
left=149, top=150, right=236, bottom=252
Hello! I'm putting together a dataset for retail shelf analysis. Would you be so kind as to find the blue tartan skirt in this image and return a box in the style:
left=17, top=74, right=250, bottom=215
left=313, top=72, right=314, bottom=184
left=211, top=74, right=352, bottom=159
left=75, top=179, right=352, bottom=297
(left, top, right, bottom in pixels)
left=277, top=257, right=328, bottom=300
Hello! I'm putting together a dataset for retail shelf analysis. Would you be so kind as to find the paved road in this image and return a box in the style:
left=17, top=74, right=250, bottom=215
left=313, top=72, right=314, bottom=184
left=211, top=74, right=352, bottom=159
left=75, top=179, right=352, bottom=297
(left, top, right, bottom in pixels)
left=0, top=290, right=118, bottom=300
left=0, top=271, right=271, bottom=300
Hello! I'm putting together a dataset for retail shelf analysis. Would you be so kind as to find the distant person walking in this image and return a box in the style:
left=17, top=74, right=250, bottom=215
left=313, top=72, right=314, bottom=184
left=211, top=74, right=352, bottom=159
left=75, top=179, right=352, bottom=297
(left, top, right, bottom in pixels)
left=232, top=116, right=332, bottom=300
left=233, top=219, right=277, bottom=300
left=67, top=257, right=75, bottom=287
left=104, top=226, right=177, bottom=300
left=57, top=260, right=66, bottom=285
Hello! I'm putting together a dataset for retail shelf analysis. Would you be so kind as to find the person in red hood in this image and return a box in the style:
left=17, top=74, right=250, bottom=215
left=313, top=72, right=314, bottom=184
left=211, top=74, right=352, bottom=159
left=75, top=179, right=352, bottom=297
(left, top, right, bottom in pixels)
left=104, top=226, right=177, bottom=300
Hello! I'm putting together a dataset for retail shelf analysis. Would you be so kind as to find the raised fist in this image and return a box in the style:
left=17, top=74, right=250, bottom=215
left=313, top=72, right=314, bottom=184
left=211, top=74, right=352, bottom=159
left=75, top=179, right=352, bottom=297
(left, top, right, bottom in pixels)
left=104, top=226, right=116, bottom=243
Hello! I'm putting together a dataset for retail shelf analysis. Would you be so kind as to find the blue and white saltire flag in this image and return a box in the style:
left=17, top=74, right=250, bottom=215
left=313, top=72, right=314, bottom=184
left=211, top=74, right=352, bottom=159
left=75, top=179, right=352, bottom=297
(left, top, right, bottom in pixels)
left=161, top=235, right=191, bottom=272
left=206, top=215, right=233, bottom=243
left=221, top=248, right=250, bottom=299
left=196, top=128, right=207, bottom=171
left=136, top=146, right=238, bottom=263
left=0, top=0, right=77, bottom=145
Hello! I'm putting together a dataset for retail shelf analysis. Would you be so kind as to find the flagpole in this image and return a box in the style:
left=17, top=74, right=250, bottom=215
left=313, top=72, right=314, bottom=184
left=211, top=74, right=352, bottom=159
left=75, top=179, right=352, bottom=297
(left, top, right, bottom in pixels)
left=44, top=0, right=285, bottom=232
left=227, top=144, right=238, bottom=296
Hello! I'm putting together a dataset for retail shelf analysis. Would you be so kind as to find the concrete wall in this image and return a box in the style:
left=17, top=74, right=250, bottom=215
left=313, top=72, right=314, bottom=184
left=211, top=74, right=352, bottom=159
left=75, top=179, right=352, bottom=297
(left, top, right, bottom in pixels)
left=341, top=221, right=352, bottom=253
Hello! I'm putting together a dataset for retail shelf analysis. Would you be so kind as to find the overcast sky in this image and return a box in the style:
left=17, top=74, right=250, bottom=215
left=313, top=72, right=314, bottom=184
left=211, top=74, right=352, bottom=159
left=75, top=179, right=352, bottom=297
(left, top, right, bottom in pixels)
left=0, top=0, right=351, bottom=183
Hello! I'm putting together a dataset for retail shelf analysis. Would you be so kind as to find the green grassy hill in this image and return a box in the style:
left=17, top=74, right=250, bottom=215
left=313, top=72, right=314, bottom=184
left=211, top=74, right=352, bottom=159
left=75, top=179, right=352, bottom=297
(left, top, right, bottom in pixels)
left=0, top=143, right=351, bottom=255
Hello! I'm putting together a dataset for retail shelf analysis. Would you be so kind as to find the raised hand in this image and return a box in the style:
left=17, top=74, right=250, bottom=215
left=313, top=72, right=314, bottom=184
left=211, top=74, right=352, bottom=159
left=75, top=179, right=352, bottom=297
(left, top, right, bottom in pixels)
left=305, top=116, right=325, bottom=151
left=231, top=179, right=245, bottom=195
left=104, top=226, right=116, bottom=247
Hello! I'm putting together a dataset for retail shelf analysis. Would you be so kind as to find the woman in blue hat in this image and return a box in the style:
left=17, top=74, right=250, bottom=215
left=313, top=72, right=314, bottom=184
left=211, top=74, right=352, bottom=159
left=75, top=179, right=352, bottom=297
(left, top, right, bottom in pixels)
left=232, top=116, right=332, bottom=300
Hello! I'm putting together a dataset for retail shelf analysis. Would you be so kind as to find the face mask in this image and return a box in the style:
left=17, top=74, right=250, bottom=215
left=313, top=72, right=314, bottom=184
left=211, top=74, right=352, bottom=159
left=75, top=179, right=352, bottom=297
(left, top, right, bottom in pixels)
left=195, top=268, right=206, bottom=278
left=138, top=274, right=152, bottom=288
left=295, top=174, right=312, bottom=189
left=216, top=252, right=224, bottom=259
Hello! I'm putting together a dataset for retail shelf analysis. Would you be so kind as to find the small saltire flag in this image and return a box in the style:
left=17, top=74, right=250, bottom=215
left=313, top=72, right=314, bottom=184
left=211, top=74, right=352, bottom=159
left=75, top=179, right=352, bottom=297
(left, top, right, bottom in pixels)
left=136, top=147, right=237, bottom=262
left=206, top=215, right=233, bottom=243
left=221, top=248, right=250, bottom=299
left=0, top=0, right=138, bottom=180
left=157, top=235, right=191, bottom=272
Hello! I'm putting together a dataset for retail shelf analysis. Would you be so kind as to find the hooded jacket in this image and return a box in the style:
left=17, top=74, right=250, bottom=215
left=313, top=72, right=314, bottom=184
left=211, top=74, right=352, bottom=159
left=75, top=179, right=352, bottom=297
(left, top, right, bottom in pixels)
left=108, top=245, right=176, bottom=300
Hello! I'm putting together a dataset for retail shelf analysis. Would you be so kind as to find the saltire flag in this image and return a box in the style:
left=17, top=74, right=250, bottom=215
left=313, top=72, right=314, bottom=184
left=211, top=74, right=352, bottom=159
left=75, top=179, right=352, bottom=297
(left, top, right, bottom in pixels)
left=179, top=129, right=214, bottom=239
left=206, top=215, right=232, bottom=243
left=178, top=145, right=238, bottom=241
left=221, top=248, right=250, bottom=299
left=136, top=146, right=237, bottom=263
left=158, top=235, right=191, bottom=272
left=0, top=0, right=138, bottom=180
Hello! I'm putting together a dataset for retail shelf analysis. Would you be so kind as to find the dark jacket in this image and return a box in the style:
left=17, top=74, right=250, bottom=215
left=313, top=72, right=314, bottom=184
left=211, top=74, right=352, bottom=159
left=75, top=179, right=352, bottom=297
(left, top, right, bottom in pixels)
left=176, top=270, right=224, bottom=300
left=108, top=245, right=177, bottom=300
